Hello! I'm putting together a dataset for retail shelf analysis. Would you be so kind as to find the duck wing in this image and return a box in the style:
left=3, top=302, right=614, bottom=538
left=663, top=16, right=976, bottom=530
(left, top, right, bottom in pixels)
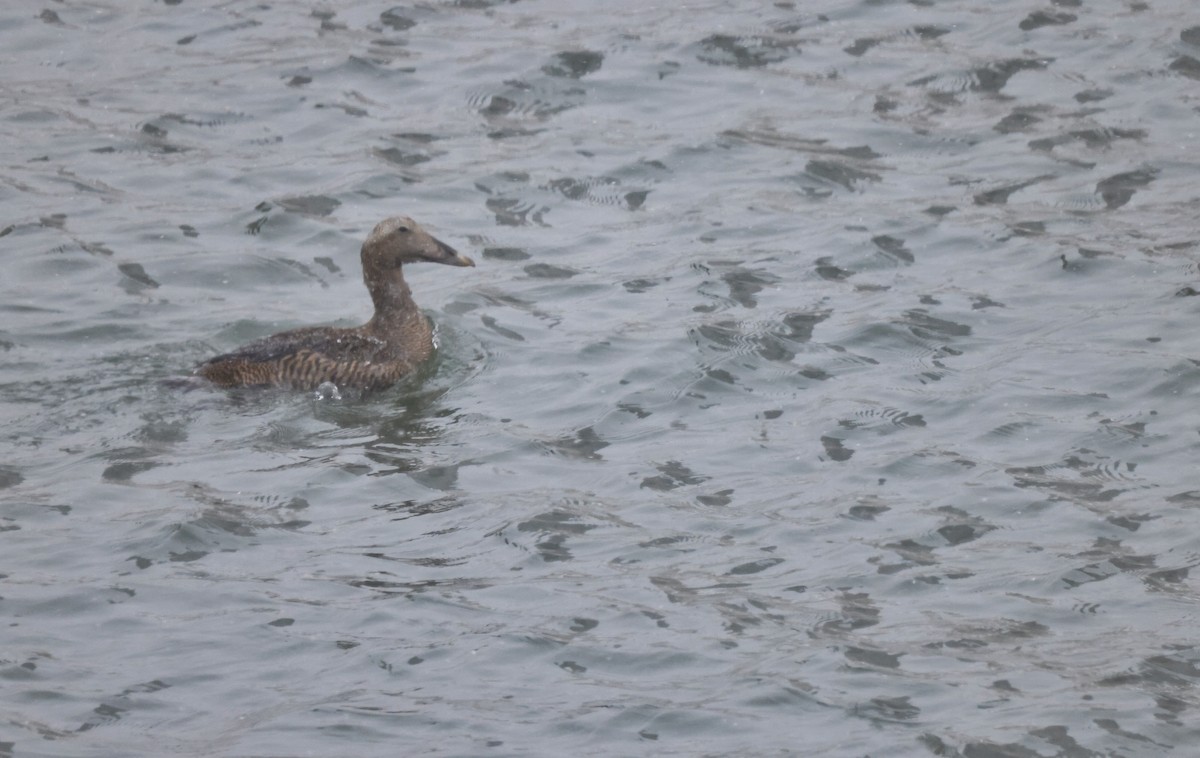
left=203, top=326, right=386, bottom=366
left=197, top=327, right=407, bottom=389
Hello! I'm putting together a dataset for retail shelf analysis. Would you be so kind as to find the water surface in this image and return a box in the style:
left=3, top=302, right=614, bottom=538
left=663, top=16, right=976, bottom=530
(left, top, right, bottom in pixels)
left=3, top=0, right=1200, bottom=755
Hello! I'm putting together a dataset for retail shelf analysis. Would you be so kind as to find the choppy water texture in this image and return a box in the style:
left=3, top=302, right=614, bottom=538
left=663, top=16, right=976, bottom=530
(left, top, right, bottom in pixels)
left=3, top=0, right=1200, bottom=755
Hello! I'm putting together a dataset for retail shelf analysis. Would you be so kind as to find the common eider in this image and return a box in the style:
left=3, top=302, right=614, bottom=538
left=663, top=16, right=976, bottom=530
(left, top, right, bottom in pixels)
left=196, top=215, right=474, bottom=390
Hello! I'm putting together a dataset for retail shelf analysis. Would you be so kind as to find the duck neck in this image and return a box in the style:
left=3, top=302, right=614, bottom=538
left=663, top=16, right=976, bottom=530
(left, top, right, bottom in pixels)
left=365, top=265, right=420, bottom=330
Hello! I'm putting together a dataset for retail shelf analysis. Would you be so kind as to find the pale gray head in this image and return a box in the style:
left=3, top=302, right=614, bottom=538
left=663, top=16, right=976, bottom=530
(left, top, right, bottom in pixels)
left=361, top=215, right=475, bottom=271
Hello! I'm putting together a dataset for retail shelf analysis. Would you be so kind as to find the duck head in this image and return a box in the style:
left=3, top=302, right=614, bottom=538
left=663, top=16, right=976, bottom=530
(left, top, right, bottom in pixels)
left=362, top=215, right=475, bottom=270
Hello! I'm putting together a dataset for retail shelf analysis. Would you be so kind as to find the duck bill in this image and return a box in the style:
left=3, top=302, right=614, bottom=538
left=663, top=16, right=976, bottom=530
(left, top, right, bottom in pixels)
left=425, top=236, right=475, bottom=267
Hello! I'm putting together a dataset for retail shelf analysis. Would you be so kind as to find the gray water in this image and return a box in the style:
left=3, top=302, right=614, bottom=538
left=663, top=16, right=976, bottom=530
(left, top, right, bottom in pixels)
left=3, top=0, right=1200, bottom=755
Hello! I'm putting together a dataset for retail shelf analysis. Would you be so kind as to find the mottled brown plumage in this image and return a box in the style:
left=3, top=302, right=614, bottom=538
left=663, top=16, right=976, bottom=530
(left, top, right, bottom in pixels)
left=196, top=215, right=474, bottom=391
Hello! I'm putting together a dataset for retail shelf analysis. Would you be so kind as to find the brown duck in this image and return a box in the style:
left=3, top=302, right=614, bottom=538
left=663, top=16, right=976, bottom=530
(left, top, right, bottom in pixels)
left=196, top=215, right=474, bottom=391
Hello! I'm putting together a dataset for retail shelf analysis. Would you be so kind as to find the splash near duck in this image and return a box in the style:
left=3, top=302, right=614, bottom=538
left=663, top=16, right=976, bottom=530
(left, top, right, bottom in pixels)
left=196, top=215, right=474, bottom=391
